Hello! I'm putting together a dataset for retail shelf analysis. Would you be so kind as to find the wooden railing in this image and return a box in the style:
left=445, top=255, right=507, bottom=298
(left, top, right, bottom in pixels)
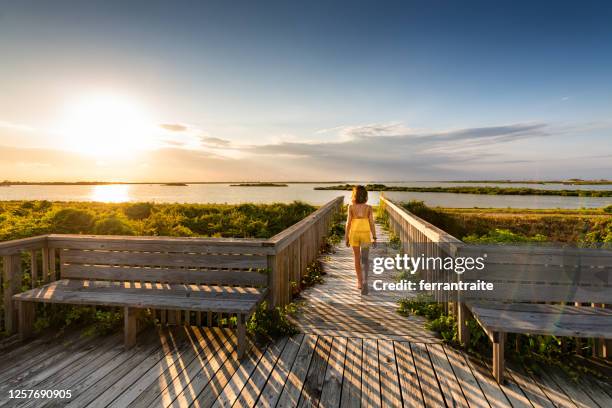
left=379, top=195, right=611, bottom=358
left=0, top=196, right=343, bottom=332
left=380, top=196, right=463, bottom=307
left=266, top=196, right=344, bottom=306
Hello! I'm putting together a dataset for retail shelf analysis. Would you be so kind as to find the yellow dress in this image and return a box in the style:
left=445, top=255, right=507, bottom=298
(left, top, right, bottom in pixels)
left=348, top=207, right=372, bottom=247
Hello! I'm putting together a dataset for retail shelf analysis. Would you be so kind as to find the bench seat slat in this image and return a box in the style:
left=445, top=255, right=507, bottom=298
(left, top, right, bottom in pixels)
left=468, top=302, right=612, bottom=339
left=61, top=264, right=268, bottom=286
left=13, top=280, right=265, bottom=314
left=61, top=249, right=267, bottom=269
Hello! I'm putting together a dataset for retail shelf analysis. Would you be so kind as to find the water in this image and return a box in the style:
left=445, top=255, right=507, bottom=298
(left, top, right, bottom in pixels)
left=0, top=182, right=609, bottom=209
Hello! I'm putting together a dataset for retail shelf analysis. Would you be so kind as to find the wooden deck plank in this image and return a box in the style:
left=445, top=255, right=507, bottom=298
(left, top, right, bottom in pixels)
left=255, top=334, right=305, bottom=408
left=63, top=331, right=171, bottom=408
left=378, top=339, right=402, bottom=408
left=275, top=334, right=318, bottom=408
left=394, top=341, right=425, bottom=408
left=533, top=369, right=579, bottom=408
left=340, top=338, right=362, bottom=408
left=361, top=338, right=382, bottom=408
left=127, top=328, right=233, bottom=408
left=157, top=330, right=238, bottom=407
left=227, top=337, right=288, bottom=407
left=427, top=343, right=469, bottom=408
left=0, top=333, right=99, bottom=397
left=209, top=340, right=267, bottom=408
left=548, top=370, right=599, bottom=408
left=410, top=342, right=445, bottom=408
left=84, top=330, right=190, bottom=408
left=0, top=330, right=92, bottom=384
left=103, top=328, right=201, bottom=408
left=319, top=336, right=348, bottom=408
left=504, top=365, right=555, bottom=408
left=297, top=335, right=334, bottom=407
left=441, top=345, right=490, bottom=408
left=471, top=355, right=526, bottom=408
left=11, top=335, right=124, bottom=408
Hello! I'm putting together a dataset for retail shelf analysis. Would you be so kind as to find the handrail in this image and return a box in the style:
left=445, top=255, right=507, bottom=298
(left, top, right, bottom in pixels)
left=268, top=196, right=343, bottom=251
left=380, top=196, right=462, bottom=247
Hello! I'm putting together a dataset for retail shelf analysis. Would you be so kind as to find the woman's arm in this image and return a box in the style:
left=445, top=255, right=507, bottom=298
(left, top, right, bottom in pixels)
left=345, top=205, right=352, bottom=246
left=369, top=206, right=377, bottom=242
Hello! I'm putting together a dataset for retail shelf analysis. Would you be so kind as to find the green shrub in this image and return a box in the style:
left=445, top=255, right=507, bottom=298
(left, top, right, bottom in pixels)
left=247, top=301, right=299, bottom=341
left=94, top=215, right=134, bottom=235
left=463, top=228, right=547, bottom=243
left=123, top=202, right=154, bottom=220
left=49, top=208, right=95, bottom=233
left=301, top=261, right=325, bottom=287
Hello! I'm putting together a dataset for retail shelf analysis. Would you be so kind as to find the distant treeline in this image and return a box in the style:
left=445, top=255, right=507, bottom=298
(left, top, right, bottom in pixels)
left=443, top=179, right=612, bottom=185
left=230, top=183, right=288, bottom=187
left=315, top=183, right=612, bottom=197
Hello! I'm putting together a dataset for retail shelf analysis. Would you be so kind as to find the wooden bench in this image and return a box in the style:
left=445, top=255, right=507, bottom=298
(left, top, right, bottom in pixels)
left=457, top=245, right=612, bottom=382
left=12, top=235, right=270, bottom=358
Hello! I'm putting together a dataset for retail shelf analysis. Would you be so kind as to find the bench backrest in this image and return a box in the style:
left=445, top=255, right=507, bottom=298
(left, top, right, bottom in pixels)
left=49, top=235, right=271, bottom=287
left=459, top=245, right=612, bottom=304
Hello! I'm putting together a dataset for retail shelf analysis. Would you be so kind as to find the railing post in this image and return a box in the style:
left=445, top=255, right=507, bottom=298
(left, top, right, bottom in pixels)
left=3, top=254, right=22, bottom=333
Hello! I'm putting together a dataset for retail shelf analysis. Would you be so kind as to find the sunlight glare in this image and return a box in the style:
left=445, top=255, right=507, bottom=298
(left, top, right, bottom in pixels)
left=60, top=93, right=156, bottom=157
left=91, top=184, right=131, bottom=202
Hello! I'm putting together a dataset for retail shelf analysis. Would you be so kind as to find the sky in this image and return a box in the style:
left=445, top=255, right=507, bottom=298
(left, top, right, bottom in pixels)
left=0, top=0, right=611, bottom=181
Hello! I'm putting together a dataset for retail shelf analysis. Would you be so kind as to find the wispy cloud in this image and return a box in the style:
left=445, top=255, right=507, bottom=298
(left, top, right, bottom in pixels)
left=159, top=123, right=188, bottom=132
left=201, top=136, right=231, bottom=147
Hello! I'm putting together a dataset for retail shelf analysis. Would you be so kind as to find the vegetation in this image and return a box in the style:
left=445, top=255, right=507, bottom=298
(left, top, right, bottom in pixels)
left=314, top=183, right=612, bottom=197
left=401, top=200, right=612, bottom=243
left=229, top=183, right=288, bottom=187
left=247, top=301, right=300, bottom=342
left=161, top=183, right=188, bottom=186
left=0, top=200, right=316, bottom=241
left=443, top=179, right=612, bottom=185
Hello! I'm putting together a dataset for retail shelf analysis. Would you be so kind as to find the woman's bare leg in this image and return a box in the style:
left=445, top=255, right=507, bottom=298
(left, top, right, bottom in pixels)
left=360, top=246, right=370, bottom=294
left=352, top=246, right=362, bottom=289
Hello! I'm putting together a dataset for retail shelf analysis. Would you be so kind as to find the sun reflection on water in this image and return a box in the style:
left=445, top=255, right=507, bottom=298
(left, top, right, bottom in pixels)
left=91, top=184, right=131, bottom=202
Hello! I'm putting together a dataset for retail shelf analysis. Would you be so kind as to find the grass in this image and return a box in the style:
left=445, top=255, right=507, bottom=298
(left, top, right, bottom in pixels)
left=314, top=183, right=612, bottom=197
left=401, top=200, right=612, bottom=243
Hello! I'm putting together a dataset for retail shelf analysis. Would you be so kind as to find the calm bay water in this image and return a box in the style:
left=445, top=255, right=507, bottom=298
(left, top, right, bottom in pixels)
left=0, top=182, right=609, bottom=209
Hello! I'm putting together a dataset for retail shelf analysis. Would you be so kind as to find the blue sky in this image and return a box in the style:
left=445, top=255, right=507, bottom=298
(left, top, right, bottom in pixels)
left=0, top=0, right=611, bottom=181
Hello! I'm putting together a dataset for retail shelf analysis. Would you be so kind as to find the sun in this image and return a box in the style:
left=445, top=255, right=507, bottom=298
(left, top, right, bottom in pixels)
left=59, top=93, right=156, bottom=157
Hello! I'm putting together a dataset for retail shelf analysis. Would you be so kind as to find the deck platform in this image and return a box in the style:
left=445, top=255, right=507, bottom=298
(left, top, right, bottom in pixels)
left=0, top=223, right=610, bottom=407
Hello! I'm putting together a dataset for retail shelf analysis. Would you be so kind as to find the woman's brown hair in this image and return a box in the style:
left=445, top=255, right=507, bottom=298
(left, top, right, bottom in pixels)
left=352, top=185, right=368, bottom=204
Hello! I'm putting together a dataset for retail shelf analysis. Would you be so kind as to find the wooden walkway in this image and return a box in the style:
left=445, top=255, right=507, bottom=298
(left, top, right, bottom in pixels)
left=1, top=223, right=611, bottom=407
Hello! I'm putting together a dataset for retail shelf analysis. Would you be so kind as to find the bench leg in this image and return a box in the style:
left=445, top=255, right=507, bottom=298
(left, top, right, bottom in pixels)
left=124, top=307, right=138, bottom=348
left=458, top=303, right=470, bottom=347
left=492, top=331, right=505, bottom=383
left=237, top=314, right=247, bottom=359
left=18, top=301, right=36, bottom=342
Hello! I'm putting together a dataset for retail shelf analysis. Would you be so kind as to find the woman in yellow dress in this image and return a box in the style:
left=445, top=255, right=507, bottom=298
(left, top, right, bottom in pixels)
left=345, top=185, right=377, bottom=293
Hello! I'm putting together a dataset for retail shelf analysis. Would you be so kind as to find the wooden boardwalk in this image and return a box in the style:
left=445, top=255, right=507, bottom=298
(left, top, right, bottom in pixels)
left=1, top=223, right=611, bottom=407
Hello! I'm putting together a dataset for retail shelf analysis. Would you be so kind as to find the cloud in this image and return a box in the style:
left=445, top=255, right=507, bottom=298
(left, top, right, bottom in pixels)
left=561, top=96, right=570, bottom=101
left=201, top=136, right=231, bottom=147
left=235, top=122, right=557, bottom=179
left=159, top=123, right=188, bottom=132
